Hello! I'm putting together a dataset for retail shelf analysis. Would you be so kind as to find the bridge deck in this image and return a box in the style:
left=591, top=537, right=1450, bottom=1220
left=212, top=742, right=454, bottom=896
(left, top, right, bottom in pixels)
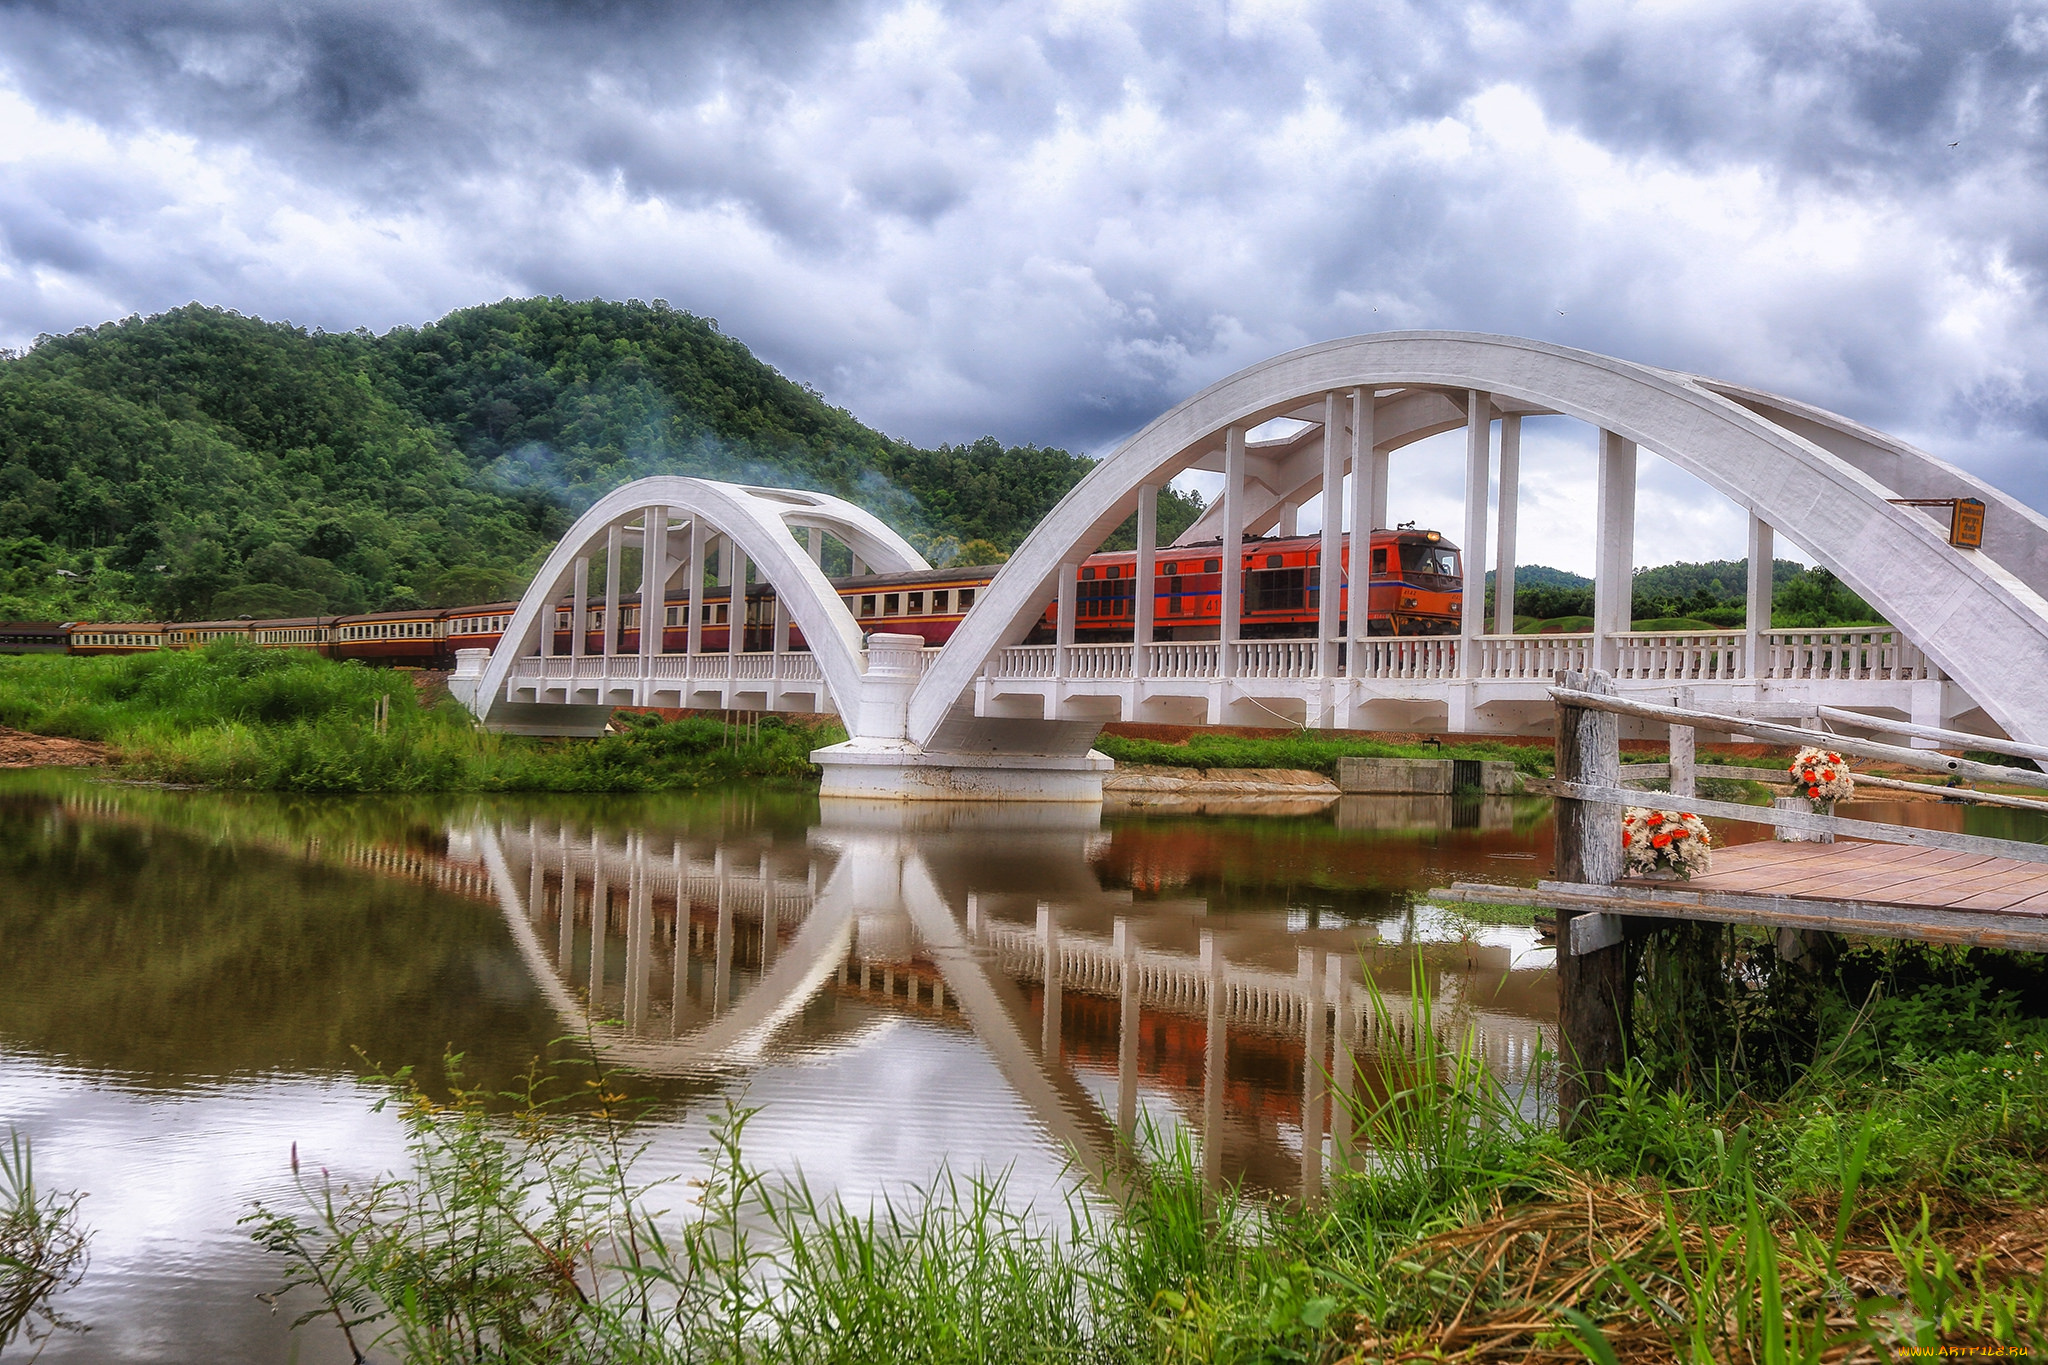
left=1432, top=839, right=2048, bottom=952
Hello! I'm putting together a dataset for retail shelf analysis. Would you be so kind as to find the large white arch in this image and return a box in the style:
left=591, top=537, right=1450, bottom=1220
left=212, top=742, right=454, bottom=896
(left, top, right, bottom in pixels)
left=475, top=477, right=921, bottom=723
left=909, top=331, right=2048, bottom=749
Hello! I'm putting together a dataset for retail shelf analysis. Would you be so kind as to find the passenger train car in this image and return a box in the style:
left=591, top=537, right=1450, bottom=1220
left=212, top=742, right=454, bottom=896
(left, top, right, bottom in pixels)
left=30, top=527, right=1461, bottom=664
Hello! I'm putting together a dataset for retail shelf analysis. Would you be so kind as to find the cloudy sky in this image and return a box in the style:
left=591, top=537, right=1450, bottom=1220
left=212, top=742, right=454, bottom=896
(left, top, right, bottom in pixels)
left=2, top=0, right=2043, bottom=572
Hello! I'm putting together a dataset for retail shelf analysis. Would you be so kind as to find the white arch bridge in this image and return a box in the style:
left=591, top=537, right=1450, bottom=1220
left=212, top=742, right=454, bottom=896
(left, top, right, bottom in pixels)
left=463, top=331, right=2048, bottom=800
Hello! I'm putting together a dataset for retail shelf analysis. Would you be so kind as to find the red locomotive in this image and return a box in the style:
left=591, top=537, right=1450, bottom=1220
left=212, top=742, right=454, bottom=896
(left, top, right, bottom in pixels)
left=43, top=527, right=1461, bottom=664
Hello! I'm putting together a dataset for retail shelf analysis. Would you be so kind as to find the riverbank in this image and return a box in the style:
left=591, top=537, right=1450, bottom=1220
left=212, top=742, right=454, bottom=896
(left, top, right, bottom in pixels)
left=230, top=943, right=2048, bottom=1363
left=0, top=646, right=839, bottom=793
left=0, top=725, right=108, bottom=768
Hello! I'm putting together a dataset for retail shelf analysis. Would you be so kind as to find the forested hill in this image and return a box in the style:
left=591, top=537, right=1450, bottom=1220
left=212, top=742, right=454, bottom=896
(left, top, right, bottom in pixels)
left=0, top=299, right=1202, bottom=622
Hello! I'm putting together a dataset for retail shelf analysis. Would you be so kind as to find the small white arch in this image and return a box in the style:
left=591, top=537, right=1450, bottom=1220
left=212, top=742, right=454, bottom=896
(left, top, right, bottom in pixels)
left=735, top=485, right=929, bottom=573
left=475, top=477, right=897, bottom=723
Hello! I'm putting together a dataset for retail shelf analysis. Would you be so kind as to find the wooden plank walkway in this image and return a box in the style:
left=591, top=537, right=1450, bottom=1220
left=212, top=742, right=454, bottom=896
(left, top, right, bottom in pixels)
left=1684, top=840, right=2048, bottom=912
left=1430, top=839, right=2048, bottom=952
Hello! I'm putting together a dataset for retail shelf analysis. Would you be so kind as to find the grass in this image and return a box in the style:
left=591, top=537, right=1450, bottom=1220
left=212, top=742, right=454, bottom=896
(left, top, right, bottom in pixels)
left=0, top=1130, right=91, bottom=1354
left=1095, top=730, right=1551, bottom=782
left=235, top=947, right=2048, bottom=1364
left=0, top=644, right=844, bottom=793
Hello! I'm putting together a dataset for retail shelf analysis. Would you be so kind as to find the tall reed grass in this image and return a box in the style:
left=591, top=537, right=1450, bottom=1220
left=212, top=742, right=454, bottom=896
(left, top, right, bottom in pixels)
left=241, top=966, right=2048, bottom=1363
left=0, top=1130, right=90, bottom=1353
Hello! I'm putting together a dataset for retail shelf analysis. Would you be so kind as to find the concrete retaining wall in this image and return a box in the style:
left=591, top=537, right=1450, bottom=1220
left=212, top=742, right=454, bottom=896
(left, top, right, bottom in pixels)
left=1337, top=756, right=1518, bottom=795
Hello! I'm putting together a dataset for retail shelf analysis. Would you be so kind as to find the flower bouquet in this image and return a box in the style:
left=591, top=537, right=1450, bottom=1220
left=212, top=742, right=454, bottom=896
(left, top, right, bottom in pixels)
left=1788, top=745, right=1855, bottom=809
left=1622, top=807, right=1713, bottom=879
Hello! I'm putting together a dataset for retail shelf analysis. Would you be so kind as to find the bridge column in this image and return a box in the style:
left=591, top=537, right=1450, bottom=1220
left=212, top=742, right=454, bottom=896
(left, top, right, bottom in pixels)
left=1494, top=415, right=1521, bottom=635
left=808, top=526, right=823, bottom=565
left=1221, top=425, right=1245, bottom=680
left=571, top=555, right=588, bottom=663
left=728, top=547, right=746, bottom=680
left=639, top=507, right=667, bottom=704
left=772, top=595, right=791, bottom=704
left=603, top=524, right=623, bottom=666
left=1347, top=388, right=1375, bottom=686
left=1133, top=486, right=1157, bottom=684
left=1745, top=515, right=1774, bottom=681
left=686, top=520, right=705, bottom=664
left=1317, top=391, right=1344, bottom=707
left=1459, top=391, right=1492, bottom=676
left=1055, top=561, right=1078, bottom=688
left=1593, top=431, right=1637, bottom=675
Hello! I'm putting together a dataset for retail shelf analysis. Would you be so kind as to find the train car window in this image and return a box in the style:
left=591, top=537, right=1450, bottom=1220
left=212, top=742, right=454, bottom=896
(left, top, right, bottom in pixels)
left=1164, top=562, right=1179, bottom=576
left=1105, top=564, right=1119, bottom=579
left=1399, top=544, right=1459, bottom=577
left=907, top=591, right=924, bottom=614
left=715, top=605, right=728, bottom=624
left=1080, top=567, right=1095, bottom=581
left=1204, top=558, right=1220, bottom=573
left=666, top=607, right=680, bottom=627
left=958, top=588, right=975, bottom=609
left=1244, top=565, right=1306, bottom=613
left=884, top=593, right=900, bottom=615
left=1266, top=554, right=1283, bottom=569
left=1372, top=549, right=1388, bottom=574
left=860, top=595, right=877, bottom=617
left=932, top=589, right=949, bottom=613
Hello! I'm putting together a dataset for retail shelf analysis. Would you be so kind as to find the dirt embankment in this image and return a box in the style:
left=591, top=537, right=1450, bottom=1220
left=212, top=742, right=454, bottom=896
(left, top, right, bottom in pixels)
left=0, top=726, right=111, bottom=769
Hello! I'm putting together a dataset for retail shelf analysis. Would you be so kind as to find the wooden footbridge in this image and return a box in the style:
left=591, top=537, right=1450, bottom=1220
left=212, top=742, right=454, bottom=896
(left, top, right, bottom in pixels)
left=1434, top=671, right=2048, bottom=1126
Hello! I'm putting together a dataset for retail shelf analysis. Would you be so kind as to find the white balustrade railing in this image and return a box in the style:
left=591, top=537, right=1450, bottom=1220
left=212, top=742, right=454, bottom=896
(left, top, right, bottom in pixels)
left=992, top=644, right=1059, bottom=679
left=1469, top=633, right=1590, bottom=680
left=1061, top=644, right=1135, bottom=679
left=1234, top=640, right=1321, bottom=679
left=1142, top=641, right=1221, bottom=678
left=513, top=626, right=1944, bottom=698
left=1351, top=637, right=1458, bottom=680
left=1761, top=630, right=1933, bottom=681
left=1609, top=631, right=1744, bottom=681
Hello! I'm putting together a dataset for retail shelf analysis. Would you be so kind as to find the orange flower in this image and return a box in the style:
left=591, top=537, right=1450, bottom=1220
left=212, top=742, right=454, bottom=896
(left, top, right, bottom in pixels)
left=1647, top=813, right=1665, bottom=826
left=1808, top=785, right=1820, bottom=798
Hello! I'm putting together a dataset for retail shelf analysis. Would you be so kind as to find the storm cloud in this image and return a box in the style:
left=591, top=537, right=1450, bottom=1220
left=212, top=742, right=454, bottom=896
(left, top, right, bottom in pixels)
left=1, top=0, right=2043, bottom=569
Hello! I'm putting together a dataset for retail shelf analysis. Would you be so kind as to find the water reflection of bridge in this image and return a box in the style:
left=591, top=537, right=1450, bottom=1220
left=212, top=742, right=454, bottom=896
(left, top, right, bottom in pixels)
left=453, top=807, right=1551, bottom=1197
left=52, top=786, right=1554, bottom=1196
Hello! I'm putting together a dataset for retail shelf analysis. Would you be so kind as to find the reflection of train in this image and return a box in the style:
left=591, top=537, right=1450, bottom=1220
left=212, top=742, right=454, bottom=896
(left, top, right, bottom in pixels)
left=31, top=527, right=1461, bottom=666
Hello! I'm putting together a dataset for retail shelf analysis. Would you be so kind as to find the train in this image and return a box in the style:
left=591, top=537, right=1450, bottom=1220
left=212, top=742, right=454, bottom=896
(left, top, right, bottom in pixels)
left=10, top=527, right=1463, bottom=665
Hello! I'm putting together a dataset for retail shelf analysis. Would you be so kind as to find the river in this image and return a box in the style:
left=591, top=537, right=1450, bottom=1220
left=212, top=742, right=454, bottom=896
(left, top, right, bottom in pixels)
left=0, top=772, right=1571, bottom=1361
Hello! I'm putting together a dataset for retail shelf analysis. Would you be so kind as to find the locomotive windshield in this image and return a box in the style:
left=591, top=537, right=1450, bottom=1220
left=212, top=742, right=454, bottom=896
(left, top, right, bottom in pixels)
left=1399, top=544, right=1460, bottom=579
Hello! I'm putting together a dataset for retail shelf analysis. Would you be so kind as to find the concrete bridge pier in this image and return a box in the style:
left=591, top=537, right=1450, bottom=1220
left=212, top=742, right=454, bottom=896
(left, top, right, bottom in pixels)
left=812, top=633, right=1113, bottom=801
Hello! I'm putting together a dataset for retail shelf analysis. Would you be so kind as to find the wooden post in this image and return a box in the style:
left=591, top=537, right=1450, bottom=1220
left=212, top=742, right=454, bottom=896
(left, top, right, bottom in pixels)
left=1669, top=723, right=1696, bottom=797
left=1554, top=669, right=1632, bottom=1134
